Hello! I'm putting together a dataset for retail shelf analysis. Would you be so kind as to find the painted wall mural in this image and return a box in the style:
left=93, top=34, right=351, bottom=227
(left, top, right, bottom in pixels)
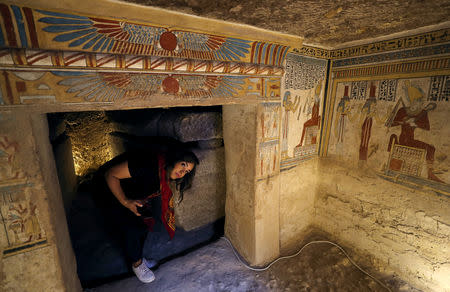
left=280, top=53, right=327, bottom=170
left=0, top=70, right=281, bottom=104
left=325, top=75, right=450, bottom=196
left=0, top=3, right=290, bottom=66
left=257, top=102, right=281, bottom=180
left=0, top=136, right=48, bottom=257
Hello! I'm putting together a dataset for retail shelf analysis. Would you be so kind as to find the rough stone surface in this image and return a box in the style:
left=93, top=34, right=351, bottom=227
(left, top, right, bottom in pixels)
left=126, top=0, right=450, bottom=47
left=109, top=108, right=223, bottom=142
left=279, top=158, right=318, bottom=250
left=175, top=147, right=226, bottom=231
left=158, top=112, right=223, bottom=142
left=107, top=109, right=164, bottom=137
left=197, top=138, right=224, bottom=149
left=52, top=135, right=78, bottom=212
left=47, top=114, right=67, bottom=142
left=63, top=112, right=114, bottom=177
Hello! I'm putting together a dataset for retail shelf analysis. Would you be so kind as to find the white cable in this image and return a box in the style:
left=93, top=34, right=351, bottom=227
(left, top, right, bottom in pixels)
left=221, top=236, right=392, bottom=292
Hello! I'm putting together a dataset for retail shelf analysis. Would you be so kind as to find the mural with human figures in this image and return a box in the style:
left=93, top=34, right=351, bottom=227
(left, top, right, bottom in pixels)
left=326, top=75, right=450, bottom=195
left=280, top=53, right=327, bottom=170
left=257, top=102, right=281, bottom=179
left=0, top=136, right=48, bottom=257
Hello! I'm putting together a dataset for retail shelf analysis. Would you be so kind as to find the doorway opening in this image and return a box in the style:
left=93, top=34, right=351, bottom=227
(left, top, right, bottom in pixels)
left=47, top=106, right=225, bottom=287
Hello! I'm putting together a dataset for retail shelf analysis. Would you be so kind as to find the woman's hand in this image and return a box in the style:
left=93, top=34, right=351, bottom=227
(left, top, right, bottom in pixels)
left=122, top=199, right=143, bottom=216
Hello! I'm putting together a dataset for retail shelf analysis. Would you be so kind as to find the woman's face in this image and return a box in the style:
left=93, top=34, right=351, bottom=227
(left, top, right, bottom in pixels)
left=170, top=161, right=195, bottom=180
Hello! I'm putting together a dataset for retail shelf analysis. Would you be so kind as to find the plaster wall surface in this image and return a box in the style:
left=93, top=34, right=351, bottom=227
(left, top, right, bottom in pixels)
left=254, top=175, right=280, bottom=264
left=279, top=158, right=318, bottom=250
left=223, top=104, right=257, bottom=263
left=314, top=158, right=450, bottom=291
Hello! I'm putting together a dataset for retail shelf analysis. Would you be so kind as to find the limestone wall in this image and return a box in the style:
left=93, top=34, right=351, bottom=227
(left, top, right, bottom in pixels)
left=314, top=159, right=450, bottom=291
left=223, top=104, right=258, bottom=263
left=279, top=158, right=318, bottom=250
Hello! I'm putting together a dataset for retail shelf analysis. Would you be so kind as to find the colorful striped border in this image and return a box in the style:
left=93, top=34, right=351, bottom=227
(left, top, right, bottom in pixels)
left=332, top=57, right=450, bottom=79
left=0, top=48, right=284, bottom=77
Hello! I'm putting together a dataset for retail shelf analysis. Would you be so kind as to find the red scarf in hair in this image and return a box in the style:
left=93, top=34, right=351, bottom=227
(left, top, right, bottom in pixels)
left=158, top=154, right=175, bottom=239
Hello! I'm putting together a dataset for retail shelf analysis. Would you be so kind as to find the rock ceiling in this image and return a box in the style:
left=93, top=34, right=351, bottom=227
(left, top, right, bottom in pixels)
left=125, top=0, right=450, bottom=48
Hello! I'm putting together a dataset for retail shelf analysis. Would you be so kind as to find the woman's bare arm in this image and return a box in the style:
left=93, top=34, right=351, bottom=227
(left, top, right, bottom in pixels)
left=104, top=161, right=143, bottom=216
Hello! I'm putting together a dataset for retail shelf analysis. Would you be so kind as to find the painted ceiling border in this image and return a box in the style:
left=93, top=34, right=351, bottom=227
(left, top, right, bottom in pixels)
left=0, top=1, right=299, bottom=66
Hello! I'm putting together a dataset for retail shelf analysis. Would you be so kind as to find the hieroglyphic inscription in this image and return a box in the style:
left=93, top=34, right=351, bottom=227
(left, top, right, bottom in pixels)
left=388, top=144, right=425, bottom=177
left=379, top=79, right=398, bottom=102
left=350, top=81, right=367, bottom=100
left=293, top=46, right=330, bottom=59
left=429, top=75, right=450, bottom=102
left=330, top=29, right=450, bottom=59
left=284, top=53, right=327, bottom=90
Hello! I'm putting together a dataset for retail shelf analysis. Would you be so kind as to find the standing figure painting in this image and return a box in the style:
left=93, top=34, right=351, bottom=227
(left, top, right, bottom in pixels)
left=359, top=83, right=377, bottom=161
left=334, top=85, right=355, bottom=156
left=281, top=91, right=300, bottom=157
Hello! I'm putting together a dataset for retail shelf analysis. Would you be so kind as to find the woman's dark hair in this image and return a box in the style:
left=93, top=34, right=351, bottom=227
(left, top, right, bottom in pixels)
left=165, top=148, right=199, bottom=202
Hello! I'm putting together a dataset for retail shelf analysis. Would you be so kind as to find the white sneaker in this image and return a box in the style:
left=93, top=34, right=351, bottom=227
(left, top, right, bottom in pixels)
left=132, top=260, right=155, bottom=283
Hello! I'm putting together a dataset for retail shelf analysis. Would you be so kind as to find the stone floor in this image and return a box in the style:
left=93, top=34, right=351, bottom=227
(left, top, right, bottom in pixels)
left=87, top=235, right=422, bottom=292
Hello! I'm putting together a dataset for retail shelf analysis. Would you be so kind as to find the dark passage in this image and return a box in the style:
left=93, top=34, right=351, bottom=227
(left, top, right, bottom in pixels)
left=47, top=107, right=226, bottom=288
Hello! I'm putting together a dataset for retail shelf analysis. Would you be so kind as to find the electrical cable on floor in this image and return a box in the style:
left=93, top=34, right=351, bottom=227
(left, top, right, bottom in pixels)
left=222, top=236, right=392, bottom=292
